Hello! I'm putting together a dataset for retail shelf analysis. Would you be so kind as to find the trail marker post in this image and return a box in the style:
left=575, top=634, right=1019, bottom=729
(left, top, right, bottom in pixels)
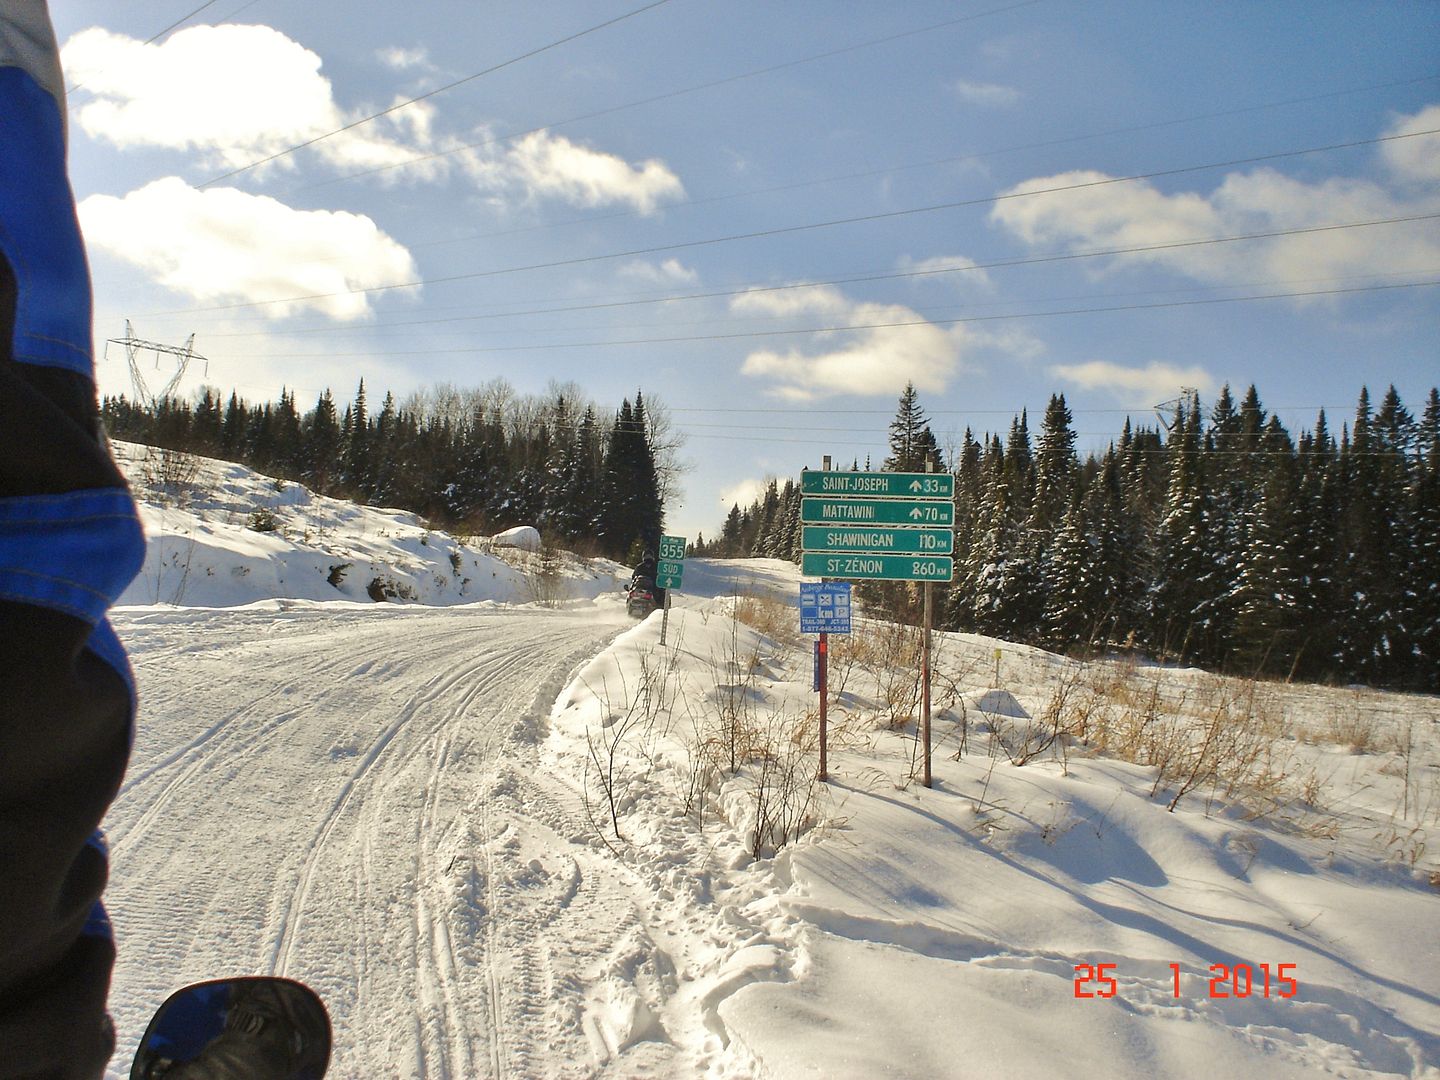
left=800, top=464, right=953, bottom=788
left=800, top=580, right=852, bottom=783
left=657, top=535, right=685, bottom=645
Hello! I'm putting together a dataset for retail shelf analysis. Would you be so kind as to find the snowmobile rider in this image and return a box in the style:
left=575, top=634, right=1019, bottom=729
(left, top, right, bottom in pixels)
left=629, top=551, right=665, bottom=606
left=1, top=4, right=147, bottom=1077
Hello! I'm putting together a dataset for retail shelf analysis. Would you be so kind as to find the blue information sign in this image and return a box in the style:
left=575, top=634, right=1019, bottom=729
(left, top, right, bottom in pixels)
left=800, top=581, right=853, bottom=635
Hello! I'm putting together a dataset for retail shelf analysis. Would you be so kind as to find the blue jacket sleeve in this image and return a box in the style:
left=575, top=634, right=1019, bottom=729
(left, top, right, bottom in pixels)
left=0, top=3, right=146, bottom=1077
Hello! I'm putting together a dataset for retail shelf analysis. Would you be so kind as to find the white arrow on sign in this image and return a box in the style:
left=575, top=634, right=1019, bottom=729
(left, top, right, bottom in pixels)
left=909, top=508, right=923, bottom=520
left=909, top=480, right=922, bottom=492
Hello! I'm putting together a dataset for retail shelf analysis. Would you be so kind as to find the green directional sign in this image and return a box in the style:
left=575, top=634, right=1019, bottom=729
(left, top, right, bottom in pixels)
left=658, top=535, right=687, bottom=561
left=802, top=552, right=954, bottom=582
left=801, top=470, right=953, bottom=500
left=802, top=525, right=953, bottom=555
left=656, top=558, right=684, bottom=589
left=802, top=497, right=954, bottom=527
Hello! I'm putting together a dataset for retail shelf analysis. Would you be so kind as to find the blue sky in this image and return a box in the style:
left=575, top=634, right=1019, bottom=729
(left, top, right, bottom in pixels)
left=52, top=0, right=1439, bottom=542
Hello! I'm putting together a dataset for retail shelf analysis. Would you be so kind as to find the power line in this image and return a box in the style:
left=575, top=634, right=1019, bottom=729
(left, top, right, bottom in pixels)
left=194, top=213, right=1440, bottom=338
left=215, top=1, right=265, bottom=21
left=143, top=0, right=224, bottom=44
left=300, top=68, right=1440, bottom=215
left=294, top=0, right=1048, bottom=194
left=209, top=266, right=1440, bottom=343
left=678, top=431, right=1431, bottom=458
left=198, top=0, right=676, bottom=187
left=206, top=279, right=1440, bottom=359
left=152, top=126, right=1440, bottom=317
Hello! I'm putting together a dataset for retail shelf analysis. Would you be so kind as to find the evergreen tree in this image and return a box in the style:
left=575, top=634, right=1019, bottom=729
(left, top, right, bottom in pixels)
left=883, top=382, right=941, bottom=472
left=721, top=503, right=743, bottom=556
left=1041, top=493, right=1097, bottom=649
left=596, top=395, right=663, bottom=559
left=1229, top=416, right=1302, bottom=674
left=1289, top=410, right=1341, bottom=680
left=303, top=389, right=342, bottom=494
left=629, top=391, right=665, bottom=554
left=1149, top=396, right=1217, bottom=661
left=1410, top=389, right=1440, bottom=688
left=780, top=480, right=804, bottom=562
left=1003, top=409, right=1035, bottom=526
left=345, top=379, right=374, bottom=501
left=271, top=390, right=303, bottom=478
left=966, top=436, right=1039, bottom=638
left=1333, top=387, right=1412, bottom=683
left=1032, top=394, right=1077, bottom=535
left=221, top=391, right=247, bottom=458
left=192, top=388, right=222, bottom=455
left=754, top=479, right=782, bottom=557
left=371, top=391, right=399, bottom=504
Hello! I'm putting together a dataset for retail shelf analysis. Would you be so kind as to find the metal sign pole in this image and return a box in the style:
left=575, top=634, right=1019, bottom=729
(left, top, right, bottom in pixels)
left=819, top=632, right=828, bottom=782
left=922, top=459, right=935, bottom=789
left=922, top=582, right=932, bottom=788
left=661, top=590, right=670, bottom=645
left=819, top=455, right=830, bottom=783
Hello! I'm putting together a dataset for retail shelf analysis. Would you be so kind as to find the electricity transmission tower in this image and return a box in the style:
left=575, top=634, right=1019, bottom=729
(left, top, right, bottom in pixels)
left=105, top=320, right=209, bottom=409
left=1153, top=387, right=1199, bottom=432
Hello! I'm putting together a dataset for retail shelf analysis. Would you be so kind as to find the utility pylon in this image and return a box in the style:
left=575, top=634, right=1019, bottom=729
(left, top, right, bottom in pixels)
left=1152, top=386, right=1199, bottom=432
left=105, top=320, right=210, bottom=410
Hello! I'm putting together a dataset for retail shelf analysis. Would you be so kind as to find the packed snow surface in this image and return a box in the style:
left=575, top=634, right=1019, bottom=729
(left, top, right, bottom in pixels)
left=101, top=446, right=1439, bottom=1077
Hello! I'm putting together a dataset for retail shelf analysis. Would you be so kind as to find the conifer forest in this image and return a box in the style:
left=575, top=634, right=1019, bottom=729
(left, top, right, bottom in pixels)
left=102, top=380, right=668, bottom=564
left=698, top=383, right=1440, bottom=693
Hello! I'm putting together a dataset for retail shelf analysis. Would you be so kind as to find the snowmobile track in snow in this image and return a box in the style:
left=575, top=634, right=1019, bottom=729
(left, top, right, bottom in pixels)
left=104, top=606, right=639, bottom=1078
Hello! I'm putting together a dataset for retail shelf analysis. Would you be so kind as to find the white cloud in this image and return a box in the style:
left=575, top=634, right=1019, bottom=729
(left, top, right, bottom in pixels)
left=78, top=177, right=419, bottom=320
left=376, top=45, right=432, bottom=72
left=898, top=253, right=994, bottom=290
left=619, top=258, right=699, bottom=285
left=952, top=79, right=1021, bottom=107
left=1048, top=360, right=1218, bottom=406
left=719, top=478, right=767, bottom=510
left=1381, top=103, right=1440, bottom=186
left=60, top=26, right=687, bottom=211
left=732, top=285, right=967, bottom=402
left=487, top=130, right=685, bottom=215
left=989, top=104, right=1440, bottom=291
left=61, top=25, right=436, bottom=177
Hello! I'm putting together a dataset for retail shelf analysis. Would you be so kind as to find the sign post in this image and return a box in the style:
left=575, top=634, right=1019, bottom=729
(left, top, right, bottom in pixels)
left=657, top=535, right=686, bottom=645
left=800, top=581, right=851, bottom=784
left=800, top=467, right=953, bottom=788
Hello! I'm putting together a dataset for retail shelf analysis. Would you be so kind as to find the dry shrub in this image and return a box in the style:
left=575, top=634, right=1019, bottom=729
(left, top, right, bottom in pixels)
left=734, top=710, right=820, bottom=857
left=519, top=542, right=570, bottom=608
left=138, top=446, right=201, bottom=505
left=733, top=592, right=801, bottom=647
left=835, top=620, right=924, bottom=729
left=1060, top=665, right=1299, bottom=818
left=1317, top=698, right=1379, bottom=755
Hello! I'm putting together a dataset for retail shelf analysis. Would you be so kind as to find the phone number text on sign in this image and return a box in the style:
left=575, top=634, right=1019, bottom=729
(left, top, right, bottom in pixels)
left=1074, top=962, right=1298, bottom=1000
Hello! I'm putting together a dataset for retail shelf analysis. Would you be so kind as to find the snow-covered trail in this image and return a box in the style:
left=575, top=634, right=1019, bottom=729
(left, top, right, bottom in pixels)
left=103, top=603, right=643, bottom=1079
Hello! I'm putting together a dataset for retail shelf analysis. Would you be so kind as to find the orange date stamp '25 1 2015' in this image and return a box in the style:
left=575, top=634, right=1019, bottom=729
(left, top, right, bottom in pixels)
left=1074, top=962, right=1299, bottom=1000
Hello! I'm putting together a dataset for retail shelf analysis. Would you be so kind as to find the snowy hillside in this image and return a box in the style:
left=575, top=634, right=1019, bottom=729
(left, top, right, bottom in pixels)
left=112, top=441, right=626, bottom=608
left=102, top=445, right=1439, bottom=1078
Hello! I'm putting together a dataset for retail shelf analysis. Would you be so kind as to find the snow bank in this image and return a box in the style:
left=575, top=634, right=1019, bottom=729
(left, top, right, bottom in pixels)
left=547, top=581, right=1440, bottom=1079
left=111, top=443, right=626, bottom=609
left=492, top=525, right=541, bottom=551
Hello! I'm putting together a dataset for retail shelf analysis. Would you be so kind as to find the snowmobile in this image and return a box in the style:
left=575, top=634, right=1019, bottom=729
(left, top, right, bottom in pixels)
left=130, top=978, right=330, bottom=1079
left=625, top=575, right=661, bottom=618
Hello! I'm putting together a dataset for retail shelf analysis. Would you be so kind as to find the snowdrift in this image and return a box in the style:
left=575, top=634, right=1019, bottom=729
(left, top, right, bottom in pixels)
left=111, top=442, right=626, bottom=608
